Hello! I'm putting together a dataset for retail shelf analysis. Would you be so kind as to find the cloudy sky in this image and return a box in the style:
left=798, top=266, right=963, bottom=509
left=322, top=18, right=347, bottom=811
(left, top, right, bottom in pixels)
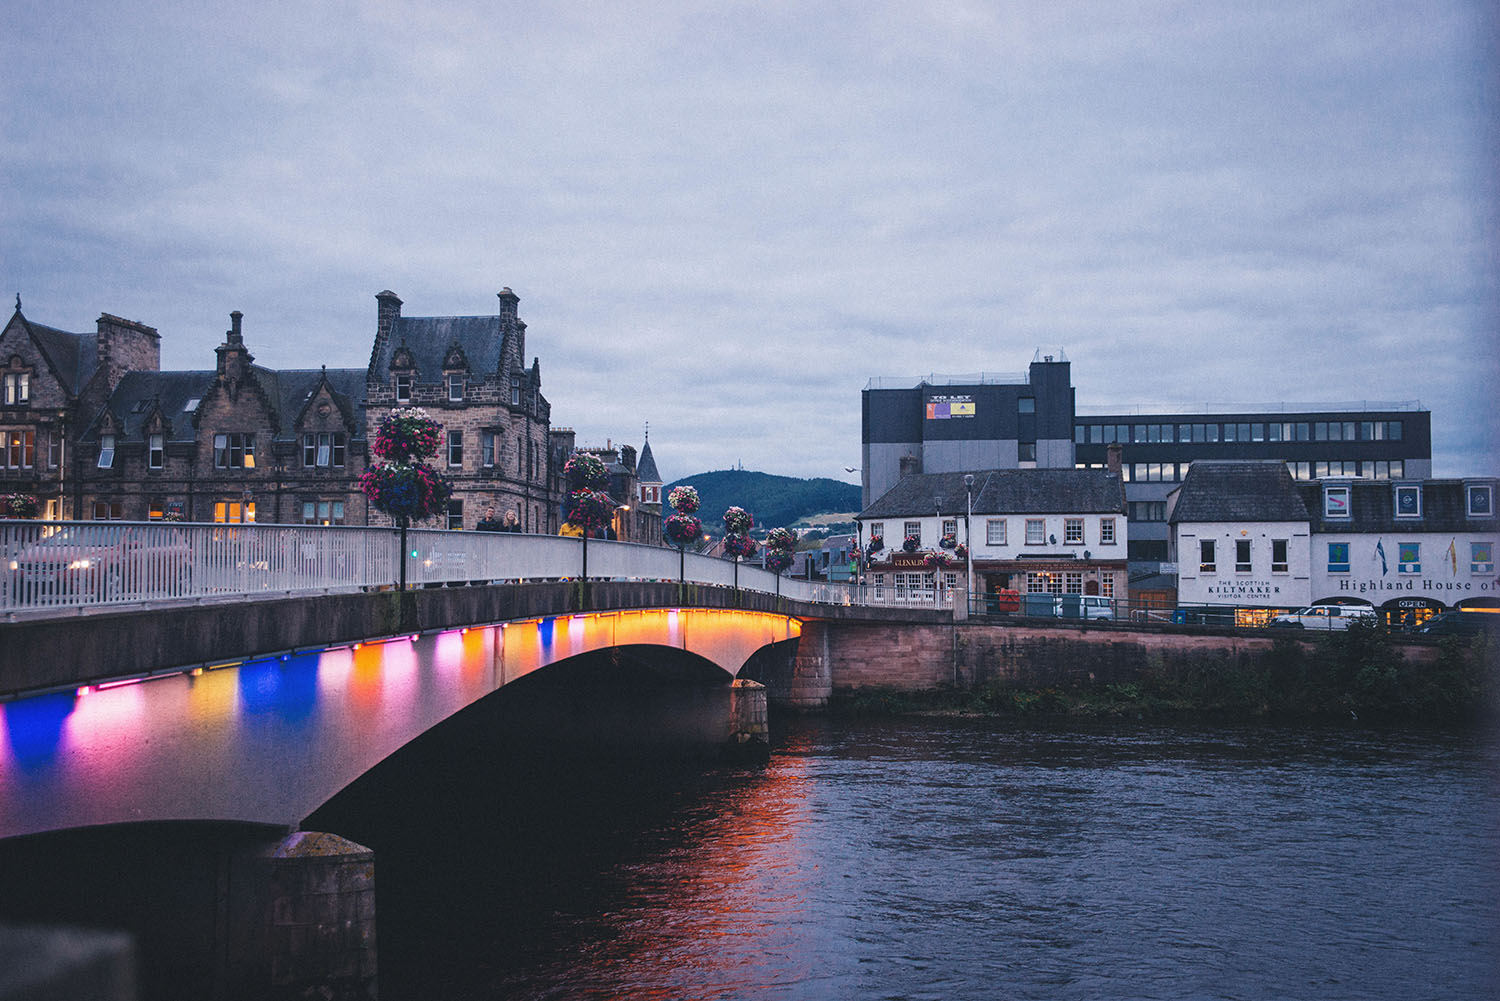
left=4, top=1, right=1495, bottom=483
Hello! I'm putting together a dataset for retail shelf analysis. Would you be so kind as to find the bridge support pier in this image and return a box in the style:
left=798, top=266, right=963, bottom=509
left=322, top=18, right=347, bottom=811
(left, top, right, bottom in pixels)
left=780, top=620, right=832, bottom=711
left=726, top=679, right=769, bottom=761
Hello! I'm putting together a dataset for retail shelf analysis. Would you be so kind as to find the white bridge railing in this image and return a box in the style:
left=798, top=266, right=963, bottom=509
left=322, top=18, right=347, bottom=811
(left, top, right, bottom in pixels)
left=0, top=521, right=958, bottom=617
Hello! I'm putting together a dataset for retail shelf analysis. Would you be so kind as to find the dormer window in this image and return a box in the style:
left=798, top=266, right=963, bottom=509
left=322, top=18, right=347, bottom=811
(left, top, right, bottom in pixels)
left=1394, top=484, right=1421, bottom=518
left=98, top=434, right=116, bottom=468
left=395, top=374, right=413, bottom=404
left=1468, top=483, right=1493, bottom=518
left=1323, top=485, right=1350, bottom=519
left=148, top=434, right=164, bottom=470
left=448, top=374, right=464, bottom=402
left=3, top=372, right=29, bottom=405
left=510, top=377, right=521, bottom=406
left=184, top=397, right=201, bottom=412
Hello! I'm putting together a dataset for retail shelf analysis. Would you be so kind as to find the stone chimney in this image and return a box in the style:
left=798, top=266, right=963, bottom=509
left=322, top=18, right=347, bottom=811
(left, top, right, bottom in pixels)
left=215, top=311, right=254, bottom=384
left=898, top=453, right=923, bottom=480
left=498, top=288, right=523, bottom=374
left=96, top=313, right=161, bottom=387
left=1106, top=443, right=1123, bottom=474
left=368, top=290, right=403, bottom=380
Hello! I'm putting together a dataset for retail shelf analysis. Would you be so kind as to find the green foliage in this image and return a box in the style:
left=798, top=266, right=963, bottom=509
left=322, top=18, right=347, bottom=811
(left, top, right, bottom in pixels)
left=663, top=469, right=860, bottom=532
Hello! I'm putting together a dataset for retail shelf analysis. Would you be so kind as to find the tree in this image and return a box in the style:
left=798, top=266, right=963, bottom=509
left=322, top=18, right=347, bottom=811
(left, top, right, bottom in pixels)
left=359, top=407, right=453, bottom=591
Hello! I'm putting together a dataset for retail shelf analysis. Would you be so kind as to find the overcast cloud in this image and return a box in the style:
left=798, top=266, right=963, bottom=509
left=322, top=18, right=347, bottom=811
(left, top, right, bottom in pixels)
left=3, top=1, right=1495, bottom=483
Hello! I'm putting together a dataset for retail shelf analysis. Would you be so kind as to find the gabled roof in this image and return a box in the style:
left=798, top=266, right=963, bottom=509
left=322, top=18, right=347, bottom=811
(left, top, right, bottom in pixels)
left=858, top=468, right=1126, bottom=519
left=1169, top=460, right=1309, bottom=524
left=5, top=312, right=98, bottom=396
left=264, top=367, right=366, bottom=440
left=84, top=371, right=216, bottom=442
left=377, top=315, right=508, bottom=379
left=636, top=438, right=661, bottom=483
left=1297, top=479, right=1496, bottom=535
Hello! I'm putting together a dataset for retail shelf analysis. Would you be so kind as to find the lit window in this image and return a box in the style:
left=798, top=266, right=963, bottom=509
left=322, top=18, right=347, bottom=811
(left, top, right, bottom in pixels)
left=1398, top=542, right=1420, bottom=574
left=148, top=433, right=164, bottom=470
left=1394, top=485, right=1421, bottom=517
left=1272, top=539, right=1288, bottom=573
left=98, top=434, right=116, bottom=468
left=213, top=501, right=255, bottom=523
left=1472, top=542, right=1494, bottom=574
left=1064, top=518, right=1084, bottom=544
left=1026, top=519, right=1045, bottom=545
left=447, top=430, right=463, bottom=467
left=1100, top=575, right=1114, bottom=598
left=1235, top=538, right=1251, bottom=573
left=213, top=433, right=255, bottom=469
left=1328, top=542, right=1350, bottom=573
left=1199, top=539, right=1216, bottom=573
left=149, top=499, right=165, bottom=520
left=1100, top=518, right=1116, bottom=545
left=1468, top=484, right=1493, bottom=518
left=986, top=519, right=1006, bottom=545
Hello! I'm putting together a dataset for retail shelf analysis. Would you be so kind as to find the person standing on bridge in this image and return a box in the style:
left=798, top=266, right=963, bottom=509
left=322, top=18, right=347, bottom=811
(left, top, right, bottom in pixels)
left=476, top=506, right=503, bottom=532
left=502, top=510, right=521, bottom=533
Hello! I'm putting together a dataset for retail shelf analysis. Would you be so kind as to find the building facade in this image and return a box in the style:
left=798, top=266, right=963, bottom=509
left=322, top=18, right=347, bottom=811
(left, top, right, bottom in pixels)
left=857, top=466, right=1128, bottom=603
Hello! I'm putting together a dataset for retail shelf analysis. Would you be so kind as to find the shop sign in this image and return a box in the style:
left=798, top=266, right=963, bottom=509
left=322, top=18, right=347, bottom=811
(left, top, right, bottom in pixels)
left=1205, top=579, right=1283, bottom=598
left=890, top=552, right=928, bottom=568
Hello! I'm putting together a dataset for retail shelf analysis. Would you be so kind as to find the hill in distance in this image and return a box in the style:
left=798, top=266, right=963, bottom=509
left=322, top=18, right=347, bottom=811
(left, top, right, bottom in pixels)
left=663, top=470, right=861, bottom=533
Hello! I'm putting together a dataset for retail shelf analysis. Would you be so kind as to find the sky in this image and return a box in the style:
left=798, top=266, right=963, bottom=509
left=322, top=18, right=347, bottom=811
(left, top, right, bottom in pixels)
left=4, top=1, right=1496, bottom=484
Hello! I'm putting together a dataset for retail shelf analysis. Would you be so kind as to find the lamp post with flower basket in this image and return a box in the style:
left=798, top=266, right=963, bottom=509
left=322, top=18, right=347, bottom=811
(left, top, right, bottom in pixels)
left=922, top=549, right=958, bottom=607
left=665, top=485, right=702, bottom=602
left=359, top=408, right=454, bottom=591
left=722, top=506, right=756, bottom=601
left=563, top=452, right=612, bottom=603
left=763, top=526, right=796, bottom=597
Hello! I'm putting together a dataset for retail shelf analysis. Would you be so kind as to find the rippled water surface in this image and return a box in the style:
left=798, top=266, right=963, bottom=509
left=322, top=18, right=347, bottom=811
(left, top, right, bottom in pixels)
left=348, top=718, right=1500, bottom=1000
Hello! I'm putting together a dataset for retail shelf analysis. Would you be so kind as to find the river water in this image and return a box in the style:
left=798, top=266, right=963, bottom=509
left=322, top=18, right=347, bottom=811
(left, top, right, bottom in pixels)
left=340, top=717, right=1500, bottom=1001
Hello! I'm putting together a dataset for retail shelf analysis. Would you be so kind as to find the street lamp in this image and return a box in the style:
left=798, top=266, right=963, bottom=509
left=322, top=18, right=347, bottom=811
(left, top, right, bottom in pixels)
left=964, top=474, right=975, bottom=611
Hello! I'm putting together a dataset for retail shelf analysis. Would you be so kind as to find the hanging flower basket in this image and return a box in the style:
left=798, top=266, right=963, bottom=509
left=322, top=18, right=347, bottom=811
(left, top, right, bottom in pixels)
left=867, top=535, right=883, bottom=553
left=923, top=550, right=956, bottom=570
left=668, top=485, right=700, bottom=515
left=0, top=493, right=39, bottom=519
left=724, top=533, right=758, bottom=559
left=764, top=527, right=796, bottom=553
left=723, top=506, right=754, bottom=535
left=359, top=462, right=453, bottom=523
left=567, top=488, right=613, bottom=532
left=765, top=549, right=794, bottom=574
left=902, top=534, right=920, bottom=553
left=373, top=407, right=442, bottom=463
left=564, top=452, right=609, bottom=490
left=664, top=513, right=703, bottom=546
left=940, top=532, right=957, bottom=549
left=954, top=542, right=968, bottom=560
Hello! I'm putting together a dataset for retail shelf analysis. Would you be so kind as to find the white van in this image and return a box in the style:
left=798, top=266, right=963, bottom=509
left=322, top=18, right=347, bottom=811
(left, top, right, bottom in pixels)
left=1269, top=605, right=1378, bottom=631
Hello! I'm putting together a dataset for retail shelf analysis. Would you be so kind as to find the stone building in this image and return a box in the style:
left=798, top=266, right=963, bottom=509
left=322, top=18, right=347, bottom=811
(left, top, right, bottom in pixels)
left=0, top=299, right=160, bottom=520
left=365, top=289, right=559, bottom=532
left=74, top=311, right=370, bottom=524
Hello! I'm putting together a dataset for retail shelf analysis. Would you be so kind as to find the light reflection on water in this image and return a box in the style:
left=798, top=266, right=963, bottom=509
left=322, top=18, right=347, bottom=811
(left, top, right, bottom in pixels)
left=351, top=719, right=1500, bottom=1001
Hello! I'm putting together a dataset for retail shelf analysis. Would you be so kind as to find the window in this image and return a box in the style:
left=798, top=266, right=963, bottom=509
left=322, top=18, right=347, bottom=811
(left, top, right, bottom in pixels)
left=904, top=521, right=921, bottom=546
left=1394, top=485, right=1421, bottom=518
left=91, top=501, right=123, bottom=520
left=871, top=522, right=884, bottom=542
left=1018, top=397, right=1035, bottom=414
left=1472, top=542, right=1494, bottom=574
left=1100, top=574, right=1114, bottom=598
left=98, top=433, right=115, bottom=468
left=1075, top=425, right=1087, bottom=444
left=1398, top=542, right=1420, bottom=574
left=1046, top=573, right=1063, bottom=595
left=1272, top=539, right=1288, bottom=573
left=184, top=397, right=201, bottom=413
left=1199, top=539, right=1216, bottom=573
left=213, top=501, right=255, bottom=523
left=1018, top=442, right=1036, bottom=462
left=1026, top=519, right=1045, bottom=545
left=395, top=375, right=412, bottom=403
left=447, top=430, right=463, bottom=467
left=1100, top=518, right=1116, bottom=545
left=1468, top=484, right=1493, bottom=518
left=1129, top=501, right=1167, bottom=522
left=3, top=372, right=28, bottom=405
left=448, top=374, right=464, bottom=402
left=301, top=500, right=346, bottom=525
left=149, top=499, right=165, bottom=521
left=302, top=432, right=346, bottom=468
left=986, top=519, right=1006, bottom=545
left=1064, top=518, right=1084, bottom=544
left=1323, top=486, right=1350, bottom=518
left=482, top=431, right=497, bottom=467
left=942, top=518, right=957, bottom=538
left=148, top=433, right=164, bottom=470
left=1064, top=571, right=1083, bottom=593
left=1328, top=542, right=1350, bottom=573
left=1235, top=539, right=1252, bottom=573
left=213, top=433, right=255, bottom=469
left=510, top=378, right=521, bottom=406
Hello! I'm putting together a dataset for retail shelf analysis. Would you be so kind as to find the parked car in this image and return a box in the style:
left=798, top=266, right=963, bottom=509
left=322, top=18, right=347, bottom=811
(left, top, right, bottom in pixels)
left=1413, top=611, right=1500, bottom=637
left=1269, top=605, right=1378, bottom=631
left=1171, top=606, right=1237, bottom=626
left=7, top=525, right=192, bottom=603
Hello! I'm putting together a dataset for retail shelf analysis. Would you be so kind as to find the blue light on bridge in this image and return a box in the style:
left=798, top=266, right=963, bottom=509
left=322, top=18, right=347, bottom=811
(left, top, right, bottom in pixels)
left=2, top=691, right=76, bottom=770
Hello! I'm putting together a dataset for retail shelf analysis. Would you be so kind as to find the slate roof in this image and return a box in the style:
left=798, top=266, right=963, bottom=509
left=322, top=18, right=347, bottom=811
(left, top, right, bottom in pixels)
left=636, top=438, right=661, bottom=483
left=858, top=468, right=1126, bottom=519
left=1297, top=479, right=1497, bottom=535
left=12, top=315, right=98, bottom=395
left=374, top=315, right=510, bottom=378
left=1168, top=461, right=1309, bottom=524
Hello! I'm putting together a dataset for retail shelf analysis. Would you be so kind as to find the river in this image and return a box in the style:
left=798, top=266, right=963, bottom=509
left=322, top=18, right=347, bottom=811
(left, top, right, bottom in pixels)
left=325, top=717, right=1500, bottom=1000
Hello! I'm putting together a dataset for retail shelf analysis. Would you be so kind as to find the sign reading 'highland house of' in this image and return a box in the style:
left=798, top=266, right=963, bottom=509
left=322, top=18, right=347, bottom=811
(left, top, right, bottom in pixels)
left=1205, top=580, right=1283, bottom=597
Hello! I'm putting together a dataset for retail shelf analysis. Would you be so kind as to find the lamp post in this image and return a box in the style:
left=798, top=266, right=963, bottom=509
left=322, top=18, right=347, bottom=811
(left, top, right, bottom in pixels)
left=964, top=473, right=974, bottom=611
left=934, top=495, right=943, bottom=607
